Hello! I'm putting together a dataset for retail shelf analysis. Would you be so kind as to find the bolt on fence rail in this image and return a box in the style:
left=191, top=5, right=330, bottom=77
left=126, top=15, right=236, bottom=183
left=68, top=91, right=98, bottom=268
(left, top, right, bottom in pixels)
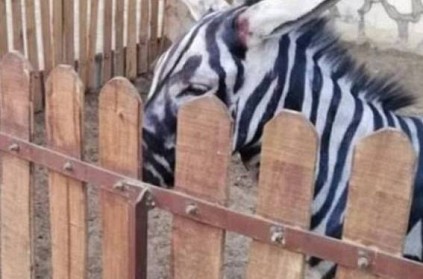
left=0, top=52, right=423, bottom=278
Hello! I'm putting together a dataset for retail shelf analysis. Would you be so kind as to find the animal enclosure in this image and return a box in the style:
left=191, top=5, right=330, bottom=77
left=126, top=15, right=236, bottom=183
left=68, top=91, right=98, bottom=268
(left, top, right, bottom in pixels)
left=0, top=0, right=168, bottom=111
left=1, top=52, right=423, bottom=278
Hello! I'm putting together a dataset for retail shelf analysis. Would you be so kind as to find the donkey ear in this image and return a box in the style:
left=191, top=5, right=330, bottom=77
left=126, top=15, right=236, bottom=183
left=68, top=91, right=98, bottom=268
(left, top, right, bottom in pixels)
left=181, top=0, right=230, bottom=21
left=237, top=0, right=341, bottom=45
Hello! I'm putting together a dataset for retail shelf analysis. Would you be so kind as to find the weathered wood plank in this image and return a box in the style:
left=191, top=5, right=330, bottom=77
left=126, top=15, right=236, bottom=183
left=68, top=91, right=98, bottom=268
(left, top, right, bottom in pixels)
left=63, top=0, right=75, bottom=65
left=45, top=65, right=87, bottom=279
left=114, top=0, right=125, bottom=76
left=0, top=52, right=34, bottom=279
left=12, top=0, right=24, bottom=52
left=138, top=0, right=149, bottom=74
left=40, top=0, right=53, bottom=73
left=25, top=0, right=43, bottom=112
left=172, top=96, right=232, bottom=279
left=0, top=0, right=7, bottom=56
left=87, top=0, right=99, bottom=89
left=246, top=111, right=318, bottom=279
left=52, top=0, right=64, bottom=65
left=149, top=0, right=159, bottom=65
left=337, top=129, right=416, bottom=279
left=102, top=0, right=113, bottom=82
left=126, top=0, right=137, bottom=79
left=79, top=0, right=89, bottom=84
left=99, top=77, right=146, bottom=279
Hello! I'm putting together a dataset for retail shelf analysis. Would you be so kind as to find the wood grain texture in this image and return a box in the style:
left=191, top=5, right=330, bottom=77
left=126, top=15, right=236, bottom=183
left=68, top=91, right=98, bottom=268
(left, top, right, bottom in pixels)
left=114, top=0, right=125, bottom=76
left=0, top=52, right=34, bottom=279
left=172, top=96, right=232, bottom=279
left=337, top=129, right=416, bottom=279
left=52, top=0, right=63, bottom=65
left=63, top=0, right=75, bottom=65
left=40, top=0, right=53, bottom=73
left=138, top=0, right=149, bottom=74
left=79, top=0, right=89, bottom=84
left=102, top=0, right=113, bottom=82
left=99, top=77, right=145, bottom=279
left=126, top=0, right=137, bottom=79
left=247, top=111, right=318, bottom=279
left=87, top=0, right=99, bottom=89
left=45, top=65, right=87, bottom=279
left=25, top=0, right=43, bottom=112
left=0, top=0, right=7, bottom=56
left=149, top=0, right=159, bottom=65
left=12, top=0, right=24, bottom=52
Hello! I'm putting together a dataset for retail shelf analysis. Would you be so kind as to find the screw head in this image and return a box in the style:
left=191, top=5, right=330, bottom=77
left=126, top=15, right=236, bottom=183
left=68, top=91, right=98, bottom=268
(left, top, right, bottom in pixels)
left=270, top=226, right=285, bottom=245
left=113, top=181, right=126, bottom=191
left=185, top=203, right=198, bottom=216
left=8, top=143, right=20, bottom=152
left=357, top=250, right=371, bottom=270
left=63, top=161, right=73, bottom=172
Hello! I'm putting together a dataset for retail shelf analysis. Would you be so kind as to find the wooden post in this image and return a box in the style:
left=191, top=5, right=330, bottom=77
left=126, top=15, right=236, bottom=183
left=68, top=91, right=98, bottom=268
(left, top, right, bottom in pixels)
left=0, top=52, right=34, bottom=279
left=172, top=96, right=232, bottom=279
left=102, top=0, right=113, bottom=82
left=138, top=0, right=149, bottom=74
left=99, top=77, right=147, bottom=279
left=45, top=65, right=87, bottom=278
left=337, top=129, right=416, bottom=278
left=114, top=0, right=125, bottom=76
left=246, top=111, right=318, bottom=279
left=0, top=0, right=8, bottom=56
left=126, top=0, right=138, bottom=79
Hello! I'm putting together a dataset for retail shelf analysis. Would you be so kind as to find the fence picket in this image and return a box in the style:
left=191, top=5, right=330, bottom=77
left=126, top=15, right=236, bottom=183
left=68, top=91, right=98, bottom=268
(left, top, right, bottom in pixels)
left=45, top=65, right=87, bottom=279
left=337, top=129, right=416, bottom=278
left=102, top=0, right=113, bottom=82
left=126, top=0, right=137, bottom=79
left=246, top=111, right=318, bottom=279
left=149, top=0, right=159, bottom=65
left=138, top=0, right=149, bottom=74
left=99, top=77, right=146, bottom=279
left=87, top=0, right=99, bottom=89
left=0, top=52, right=33, bottom=279
left=63, top=0, right=75, bottom=65
left=52, top=0, right=63, bottom=65
left=114, top=0, right=125, bottom=76
left=79, top=0, right=89, bottom=84
left=40, top=0, right=53, bottom=74
left=0, top=0, right=7, bottom=56
left=172, top=96, right=232, bottom=279
left=11, top=0, right=24, bottom=52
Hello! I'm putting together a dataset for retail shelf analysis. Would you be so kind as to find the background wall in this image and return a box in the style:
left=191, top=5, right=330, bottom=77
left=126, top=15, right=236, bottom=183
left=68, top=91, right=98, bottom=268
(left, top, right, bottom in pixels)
left=166, top=0, right=423, bottom=55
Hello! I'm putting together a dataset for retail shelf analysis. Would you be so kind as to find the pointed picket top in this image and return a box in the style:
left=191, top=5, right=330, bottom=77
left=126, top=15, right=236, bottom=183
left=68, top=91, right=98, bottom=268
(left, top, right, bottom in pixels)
left=99, top=77, right=143, bottom=177
left=337, top=128, right=416, bottom=278
left=0, top=51, right=34, bottom=279
left=247, top=110, right=318, bottom=279
left=172, top=95, right=232, bottom=279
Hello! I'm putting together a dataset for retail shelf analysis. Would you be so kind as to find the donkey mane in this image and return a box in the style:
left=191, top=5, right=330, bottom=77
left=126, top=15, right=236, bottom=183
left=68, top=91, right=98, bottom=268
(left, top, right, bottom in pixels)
left=300, top=18, right=416, bottom=110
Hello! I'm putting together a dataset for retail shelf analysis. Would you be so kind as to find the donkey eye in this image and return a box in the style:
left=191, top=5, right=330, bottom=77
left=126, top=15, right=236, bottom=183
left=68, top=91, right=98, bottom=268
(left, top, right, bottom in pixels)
left=178, top=84, right=210, bottom=97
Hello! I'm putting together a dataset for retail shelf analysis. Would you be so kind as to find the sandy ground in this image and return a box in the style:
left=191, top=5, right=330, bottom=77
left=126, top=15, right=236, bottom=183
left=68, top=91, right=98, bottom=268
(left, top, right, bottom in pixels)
left=28, top=42, right=423, bottom=279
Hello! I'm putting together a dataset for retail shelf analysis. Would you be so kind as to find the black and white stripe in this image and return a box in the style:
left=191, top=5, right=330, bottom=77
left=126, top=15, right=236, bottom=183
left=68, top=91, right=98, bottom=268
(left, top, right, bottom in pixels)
left=142, top=4, right=422, bottom=278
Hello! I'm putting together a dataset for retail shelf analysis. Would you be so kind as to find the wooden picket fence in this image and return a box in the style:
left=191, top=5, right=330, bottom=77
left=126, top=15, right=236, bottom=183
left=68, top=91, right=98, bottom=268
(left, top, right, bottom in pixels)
left=1, top=51, right=423, bottom=279
left=0, top=0, right=168, bottom=112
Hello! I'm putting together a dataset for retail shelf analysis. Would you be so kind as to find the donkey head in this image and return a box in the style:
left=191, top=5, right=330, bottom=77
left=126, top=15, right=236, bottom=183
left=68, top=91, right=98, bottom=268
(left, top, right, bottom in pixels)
left=142, top=0, right=340, bottom=187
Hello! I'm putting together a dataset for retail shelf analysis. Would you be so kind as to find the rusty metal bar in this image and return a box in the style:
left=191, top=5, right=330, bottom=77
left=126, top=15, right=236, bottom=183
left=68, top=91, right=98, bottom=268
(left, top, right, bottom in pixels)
left=0, top=132, right=422, bottom=278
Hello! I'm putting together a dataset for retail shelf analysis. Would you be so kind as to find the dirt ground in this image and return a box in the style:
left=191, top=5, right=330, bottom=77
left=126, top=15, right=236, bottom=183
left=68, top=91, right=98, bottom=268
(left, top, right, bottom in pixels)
left=30, top=43, right=423, bottom=279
